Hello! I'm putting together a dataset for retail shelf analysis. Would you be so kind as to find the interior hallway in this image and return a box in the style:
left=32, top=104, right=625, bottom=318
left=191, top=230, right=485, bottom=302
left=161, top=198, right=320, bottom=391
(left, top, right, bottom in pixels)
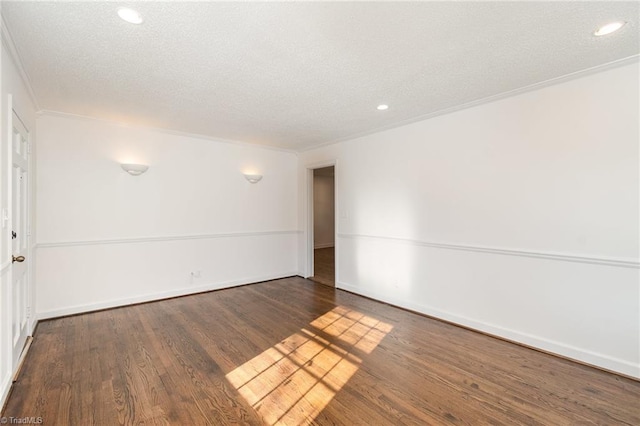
left=312, top=247, right=335, bottom=287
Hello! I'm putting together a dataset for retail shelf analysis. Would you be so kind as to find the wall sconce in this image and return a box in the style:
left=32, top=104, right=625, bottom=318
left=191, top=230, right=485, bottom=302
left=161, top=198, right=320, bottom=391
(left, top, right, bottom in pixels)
left=244, top=174, right=262, bottom=184
left=121, top=163, right=149, bottom=176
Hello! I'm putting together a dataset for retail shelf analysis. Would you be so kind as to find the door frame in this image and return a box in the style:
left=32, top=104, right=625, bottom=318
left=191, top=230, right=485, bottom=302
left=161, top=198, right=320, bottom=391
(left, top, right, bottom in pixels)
left=305, top=160, right=338, bottom=285
left=10, top=107, right=32, bottom=370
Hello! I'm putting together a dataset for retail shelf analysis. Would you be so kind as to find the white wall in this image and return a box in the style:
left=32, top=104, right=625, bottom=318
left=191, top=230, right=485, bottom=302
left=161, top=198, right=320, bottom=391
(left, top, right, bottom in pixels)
left=298, top=61, right=640, bottom=378
left=313, top=172, right=335, bottom=248
left=35, top=113, right=299, bottom=318
left=0, top=26, right=38, bottom=408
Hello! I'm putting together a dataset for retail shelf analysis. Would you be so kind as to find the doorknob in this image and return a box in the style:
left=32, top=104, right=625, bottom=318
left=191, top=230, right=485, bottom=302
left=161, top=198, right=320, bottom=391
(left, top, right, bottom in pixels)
left=12, top=255, right=25, bottom=263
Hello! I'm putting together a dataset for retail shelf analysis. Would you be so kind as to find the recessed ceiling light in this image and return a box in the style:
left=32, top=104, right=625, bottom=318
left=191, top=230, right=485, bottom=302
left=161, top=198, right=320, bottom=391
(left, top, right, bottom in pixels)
left=118, top=7, right=143, bottom=25
left=377, top=104, right=389, bottom=111
left=594, top=21, right=626, bottom=36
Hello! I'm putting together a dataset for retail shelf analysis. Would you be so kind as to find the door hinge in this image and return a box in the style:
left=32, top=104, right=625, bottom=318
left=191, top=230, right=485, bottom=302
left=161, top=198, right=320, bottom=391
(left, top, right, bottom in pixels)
left=12, top=231, right=17, bottom=239
left=27, top=142, right=32, bottom=154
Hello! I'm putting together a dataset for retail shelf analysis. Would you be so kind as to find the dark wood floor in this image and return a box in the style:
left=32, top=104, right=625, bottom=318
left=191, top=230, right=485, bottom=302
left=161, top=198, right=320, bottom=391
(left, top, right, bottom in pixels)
left=311, top=248, right=334, bottom=287
left=3, top=277, right=639, bottom=425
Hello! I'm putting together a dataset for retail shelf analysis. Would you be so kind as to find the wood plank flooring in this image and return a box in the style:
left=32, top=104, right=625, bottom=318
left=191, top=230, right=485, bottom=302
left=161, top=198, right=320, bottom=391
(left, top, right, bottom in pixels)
left=3, top=277, right=639, bottom=425
left=311, top=248, right=334, bottom=287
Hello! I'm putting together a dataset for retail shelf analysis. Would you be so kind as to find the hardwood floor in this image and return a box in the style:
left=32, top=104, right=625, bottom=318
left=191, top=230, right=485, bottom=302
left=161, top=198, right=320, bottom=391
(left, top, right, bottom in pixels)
left=3, top=277, right=639, bottom=425
left=311, top=248, right=334, bottom=287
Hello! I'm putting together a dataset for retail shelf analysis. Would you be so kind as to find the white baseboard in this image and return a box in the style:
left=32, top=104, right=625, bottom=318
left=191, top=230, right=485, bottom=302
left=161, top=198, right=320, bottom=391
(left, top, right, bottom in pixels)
left=337, top=281, right=640, bottom=379
left=314, top=243, right=334, bottom=249
left=0, top=372, right=12, bottom=413
left=0, top=316, right=38, bottom=411
left=37, top=272, right=298, bottom=320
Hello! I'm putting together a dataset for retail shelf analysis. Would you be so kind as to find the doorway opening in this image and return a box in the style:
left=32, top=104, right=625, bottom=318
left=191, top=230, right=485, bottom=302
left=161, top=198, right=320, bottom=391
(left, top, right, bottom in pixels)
left=310, top=166, right=335, bottom=287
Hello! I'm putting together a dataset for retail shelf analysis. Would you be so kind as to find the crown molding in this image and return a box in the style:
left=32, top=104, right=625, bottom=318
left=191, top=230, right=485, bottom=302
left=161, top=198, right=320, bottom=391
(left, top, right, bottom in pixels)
left=37, top=109, right=297, bottom=154
left=1, top=14, right=40, bottom=110
left=300, top=54, right=640, bottom=153
left=6, top=3, right=636, bottom=156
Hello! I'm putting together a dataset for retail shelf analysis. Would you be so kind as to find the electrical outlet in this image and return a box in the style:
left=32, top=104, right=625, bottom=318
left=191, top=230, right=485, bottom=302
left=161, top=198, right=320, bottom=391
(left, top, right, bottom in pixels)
left=190, top=270, right=202, bottom=278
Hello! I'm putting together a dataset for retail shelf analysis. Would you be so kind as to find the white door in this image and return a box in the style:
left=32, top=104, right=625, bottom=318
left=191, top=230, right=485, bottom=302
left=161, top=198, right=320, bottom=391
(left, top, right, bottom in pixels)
left=11, top=111, right=30, bottom=369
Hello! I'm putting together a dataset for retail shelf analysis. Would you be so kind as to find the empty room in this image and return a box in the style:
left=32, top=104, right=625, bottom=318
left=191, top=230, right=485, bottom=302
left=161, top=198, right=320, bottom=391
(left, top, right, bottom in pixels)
left=0, top=1, right=639, bottom=425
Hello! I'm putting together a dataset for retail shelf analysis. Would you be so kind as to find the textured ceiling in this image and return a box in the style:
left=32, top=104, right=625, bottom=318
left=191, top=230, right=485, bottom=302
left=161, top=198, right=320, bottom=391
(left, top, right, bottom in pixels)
left=2, top=2, right=638, bottom=151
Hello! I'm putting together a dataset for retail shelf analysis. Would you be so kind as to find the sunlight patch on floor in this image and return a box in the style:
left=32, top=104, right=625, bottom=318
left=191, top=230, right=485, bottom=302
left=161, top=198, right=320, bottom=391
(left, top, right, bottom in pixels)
left=226, top=307, right=393, bottom=425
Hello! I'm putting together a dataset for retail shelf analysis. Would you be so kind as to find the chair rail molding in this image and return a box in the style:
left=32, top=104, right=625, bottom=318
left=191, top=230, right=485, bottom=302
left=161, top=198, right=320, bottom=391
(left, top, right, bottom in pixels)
left=338, top=233, right=639, bottom=269
left=37, top=230, right=303, bottom=248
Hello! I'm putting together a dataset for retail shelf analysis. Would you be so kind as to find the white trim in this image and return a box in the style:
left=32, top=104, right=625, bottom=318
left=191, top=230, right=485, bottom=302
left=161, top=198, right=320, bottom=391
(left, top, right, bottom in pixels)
left=305, top=160, right=339, bottom=280
left=314, top=243, right=335, bottom=249
left=37, top=271, right=298, bottom=320
left=337, top=281, right=640, bottom=379
left=0, top=372, right=12, bottom=414
left=37, top=110, right=296, bottom=154
left=0, top=15, right=40, bottom=110
left=299, top=55, right=640, bottom=153
left=304, top=160, right=339, bottom=170
left=1, top=12, right=637, bottom=157
left=12, top=108, right=29, bottom=135
left=306, top=168, right=314, bottom=278
left=36, top=230, right=302, bottom=248
left=338, top=233, right=639, bottom=269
